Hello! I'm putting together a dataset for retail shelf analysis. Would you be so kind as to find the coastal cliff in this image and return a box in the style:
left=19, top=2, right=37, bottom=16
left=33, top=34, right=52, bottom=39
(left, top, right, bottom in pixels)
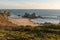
left=0, top=11, right=17, bottom=27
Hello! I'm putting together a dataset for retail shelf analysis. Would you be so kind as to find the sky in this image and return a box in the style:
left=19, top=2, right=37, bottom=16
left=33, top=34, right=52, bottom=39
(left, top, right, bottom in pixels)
left=0, top=0, right=60, bottom=9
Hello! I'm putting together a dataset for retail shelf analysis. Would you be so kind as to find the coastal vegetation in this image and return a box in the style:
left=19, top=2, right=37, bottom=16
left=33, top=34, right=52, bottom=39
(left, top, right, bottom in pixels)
left=0, top=11, right=60, bottom=40
left=0, top=11, right=17, bottom=27
left=0, top=24, right=60, bottom=40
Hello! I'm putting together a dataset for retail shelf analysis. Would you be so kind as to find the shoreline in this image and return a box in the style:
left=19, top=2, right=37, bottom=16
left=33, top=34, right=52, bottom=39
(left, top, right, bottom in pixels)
left=8, top=17, right=60, bottom=26
left=8, top=18, right=39, bottom=26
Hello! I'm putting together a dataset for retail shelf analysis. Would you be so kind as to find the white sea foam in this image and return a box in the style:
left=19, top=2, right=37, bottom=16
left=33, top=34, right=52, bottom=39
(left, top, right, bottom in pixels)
left=42, top=16, right=58, bottom=19
left=31, top=18, right=60, bottom=24
left=9, top=15, right=21, bottom=18
left=9, top=15, right=60, bottom=24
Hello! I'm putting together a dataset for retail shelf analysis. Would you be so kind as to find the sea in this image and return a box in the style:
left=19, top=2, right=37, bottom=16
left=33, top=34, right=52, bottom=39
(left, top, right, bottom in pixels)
left=1, top=9, right=60, bottom=24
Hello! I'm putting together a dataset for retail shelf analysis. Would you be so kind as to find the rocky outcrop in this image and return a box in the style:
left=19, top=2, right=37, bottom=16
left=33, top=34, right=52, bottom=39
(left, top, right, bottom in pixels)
left=0, top=11, right=17, bottom=27
left=22, top=12, right=43, bottom=19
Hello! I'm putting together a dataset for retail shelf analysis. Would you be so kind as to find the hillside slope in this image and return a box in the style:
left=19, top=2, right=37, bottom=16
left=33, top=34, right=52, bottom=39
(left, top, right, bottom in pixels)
left=0, top=11, right=17, bottom=27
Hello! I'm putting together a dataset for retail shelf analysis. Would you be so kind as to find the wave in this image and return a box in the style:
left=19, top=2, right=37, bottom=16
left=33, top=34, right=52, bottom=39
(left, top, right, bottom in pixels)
left=31, top=18, right=60, bottom=24
left=42, top=16, right=58, bottom=18
left=9, top=15, right=21, bottom=19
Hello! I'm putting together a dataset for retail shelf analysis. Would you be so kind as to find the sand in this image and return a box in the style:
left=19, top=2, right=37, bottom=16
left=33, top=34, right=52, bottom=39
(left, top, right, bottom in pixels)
left=8, top=18, right=38, bottom=26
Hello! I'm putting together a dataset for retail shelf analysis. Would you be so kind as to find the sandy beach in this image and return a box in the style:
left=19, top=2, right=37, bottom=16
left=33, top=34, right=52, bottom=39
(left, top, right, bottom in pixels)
left=8, top=18, right=39, bottom=26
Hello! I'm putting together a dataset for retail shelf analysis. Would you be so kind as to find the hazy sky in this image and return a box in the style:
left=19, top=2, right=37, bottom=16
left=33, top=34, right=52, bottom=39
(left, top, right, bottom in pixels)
left=0, top=0, right=60, bottom=9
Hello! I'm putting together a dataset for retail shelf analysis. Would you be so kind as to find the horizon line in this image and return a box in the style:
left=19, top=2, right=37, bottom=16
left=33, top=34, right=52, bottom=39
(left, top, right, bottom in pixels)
left=0, top=8, right=60, bottom=10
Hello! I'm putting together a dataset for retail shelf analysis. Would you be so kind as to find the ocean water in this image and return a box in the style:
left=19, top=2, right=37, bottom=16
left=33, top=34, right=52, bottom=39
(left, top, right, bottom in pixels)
left=1, top=9, right=60, bottom=24
left=0, top=9, right=60, bottom=16
left=31, top=18, right=60, bottom=24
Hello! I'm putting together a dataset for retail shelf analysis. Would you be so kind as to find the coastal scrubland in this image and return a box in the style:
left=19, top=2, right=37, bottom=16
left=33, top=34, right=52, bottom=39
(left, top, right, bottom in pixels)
left=0, top=11, right=17, bottom=27
left=0, top=11, right=60, bottom=40
left=0, top=25, right=60, bottom=40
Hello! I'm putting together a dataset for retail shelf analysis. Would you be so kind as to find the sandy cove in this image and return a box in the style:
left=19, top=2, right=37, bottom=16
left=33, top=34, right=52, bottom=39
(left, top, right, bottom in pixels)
left=8, top=18, right=39, bottom=26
